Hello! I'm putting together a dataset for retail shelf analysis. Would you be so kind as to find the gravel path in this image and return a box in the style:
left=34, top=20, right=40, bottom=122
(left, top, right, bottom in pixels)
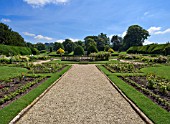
left=16, top=65, right=145, bottom=124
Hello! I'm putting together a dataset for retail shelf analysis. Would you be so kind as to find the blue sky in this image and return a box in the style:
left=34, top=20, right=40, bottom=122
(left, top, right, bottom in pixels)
left=0, top=0, right=170, bottom=44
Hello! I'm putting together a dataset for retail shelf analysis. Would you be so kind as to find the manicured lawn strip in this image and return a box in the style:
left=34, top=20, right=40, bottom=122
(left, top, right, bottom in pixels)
left=112, top=73, right=145, bottom=77
left=98, top=65, right=170, bottom=124
left=141, top=65, right=170, bottom=80
left=0, top=66, right=28, bottom=80
left=0, top=65, right=71, bottom=124
left=97, top=65, right=111, bottom=75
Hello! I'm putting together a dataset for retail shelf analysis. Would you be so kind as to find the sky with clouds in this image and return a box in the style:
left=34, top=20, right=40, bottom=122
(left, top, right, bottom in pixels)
left=0, top=0, right=170, bottom=44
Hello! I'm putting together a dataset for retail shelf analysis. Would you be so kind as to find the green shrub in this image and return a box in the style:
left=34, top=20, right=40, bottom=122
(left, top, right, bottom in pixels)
left=89, top=52, right=110, bottom=60
left=74, top=46, right=84, bottom=56
left=87, top=45, right=98, bottom=55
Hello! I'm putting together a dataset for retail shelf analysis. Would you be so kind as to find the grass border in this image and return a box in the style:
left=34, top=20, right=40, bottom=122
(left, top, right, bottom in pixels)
left=97, top=65, right=170, bottom=124
left=0, top=65, right=71, bottom=124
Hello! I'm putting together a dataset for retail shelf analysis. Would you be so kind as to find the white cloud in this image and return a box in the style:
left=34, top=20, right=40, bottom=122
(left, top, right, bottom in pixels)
left=55, top=38, right=80, bottom=43
left=1, top=18, right=11, bottom=22
left=143, top=40, right=153, bottom=45
left=147, top=27, right=170, bottom=35
left=55, top=39, right=64, bottom=43
left=122, top=31, right=127, bottom=37
left=23, top=0, right=69, bottom=7
left=154, top=28, right=170, bottom=35
left=23, top=32, right=36, bottom=37
left=147, top=27, right=161, bottom=34
left=69, top=38, right=80, bottom=42
left=34, top=35, right=53, bottom=41
left=144, top=12, right=149, bottom=16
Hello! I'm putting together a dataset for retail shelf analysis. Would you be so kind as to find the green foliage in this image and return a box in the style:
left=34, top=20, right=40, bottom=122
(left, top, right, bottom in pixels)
left=0, top=44, right=32, bottom=56
left=74, top=46, right=84, bottom=55
left=127, top=43, right=170, bottom=55
left=111, top=35, right=123, bottom=51
left=89, top=52, right=110, bottom=61
left=84, top=33, right=110, bottom=51
left=35, top=43, right=46, bottom=51
left=30, top=47, right=40, bottom=55
left=62, top=39, right=75, bottom=53
left=0, top=23, right=26, bottom=46
left=123, top=25, right=150, bottom=50
left=53, top=42, right=64, bottom=51
left=87, top=45, right=98, bottom=55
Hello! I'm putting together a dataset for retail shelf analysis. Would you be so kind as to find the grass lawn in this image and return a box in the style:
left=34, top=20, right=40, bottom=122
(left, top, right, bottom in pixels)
left=0, top=65, right=71, bottom=124
left=97, top=65, right=170, bottom=124
left=141, top=65, right=170, bottom=80
left=0, top=66, right=28, bottom=80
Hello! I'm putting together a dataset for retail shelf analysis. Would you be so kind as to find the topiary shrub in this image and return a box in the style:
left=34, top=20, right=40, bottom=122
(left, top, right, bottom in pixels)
left=108, top=48, right=114, bottom=53
left=74, top=46, right=84, bottom=56
left=87, top=45, right=98, bottom=55
left=56, top=48, right=65, bottom=56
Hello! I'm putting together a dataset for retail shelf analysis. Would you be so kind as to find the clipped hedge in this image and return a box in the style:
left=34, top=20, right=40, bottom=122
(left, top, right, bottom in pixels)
left=127, top=43, right=170, bottom=55
left=0, top=44, right=32, bottom=56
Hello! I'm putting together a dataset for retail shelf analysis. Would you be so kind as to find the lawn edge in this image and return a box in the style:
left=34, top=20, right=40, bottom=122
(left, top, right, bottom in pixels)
left=96, top=65, right=153, bottom=124
left=9, top=65, right=72, bottom=124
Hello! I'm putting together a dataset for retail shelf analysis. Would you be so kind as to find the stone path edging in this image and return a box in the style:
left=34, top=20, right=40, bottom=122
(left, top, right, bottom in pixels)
left=96, top=65, right=153, bottom=124
left=9, top=66, right=72, bottom=124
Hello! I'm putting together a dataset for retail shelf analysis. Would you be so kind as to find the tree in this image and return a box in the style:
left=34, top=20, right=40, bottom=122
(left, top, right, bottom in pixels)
left=85, top=38, right=97, bottom=50
left=62, top=39, right=75, bottom=53
left=87, top=45, right=98, bottom=55
left=53, top=42, right=64, bottom=51
left=56, top=48, right=65, bottom=56
left=97, top=33, right=110, bottom=51
left=74, top=46, right=84, bottom=56
left=84, top=33, right=109, bottom=51
left=111, top=35, right=123, bottom=51
left=35, top=43, right=46, bottom=51
left=0, top=23, right=26, bottom=46
left=123, top=25, right=150, bottom=50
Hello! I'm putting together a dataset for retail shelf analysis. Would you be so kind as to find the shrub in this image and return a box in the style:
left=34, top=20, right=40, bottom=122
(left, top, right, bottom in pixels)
left=56, top=48, right=65, bottom=56
left=87, top=45, right=98, bottom=55
left=74, top=46, right=84, bottom=56
left=30, top=47, right=40, bottom=55
left=108, top=48, right=114, bottom=53
left=40, top=50, right=47, bottom=53
left=89, top=52, right=110, bottom=61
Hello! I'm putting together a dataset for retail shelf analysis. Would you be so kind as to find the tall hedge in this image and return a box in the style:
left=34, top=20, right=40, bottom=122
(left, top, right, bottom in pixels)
left=127, top=43, right=170, bottom=55
left=0, top=44, right=32, bottom=56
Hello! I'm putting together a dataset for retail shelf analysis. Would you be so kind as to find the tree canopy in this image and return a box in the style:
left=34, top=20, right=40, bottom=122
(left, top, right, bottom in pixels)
left=111, top=35, right=123, bottom=51
left=123, top=25, right=150, bottom=50
left=74, top=45, right=84, bottom=55
left=0, top=23, right=26, bottom=46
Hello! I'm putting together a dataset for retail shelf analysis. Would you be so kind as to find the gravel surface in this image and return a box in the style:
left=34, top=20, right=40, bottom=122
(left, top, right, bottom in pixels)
left=16, top=64, right=145, bottom=124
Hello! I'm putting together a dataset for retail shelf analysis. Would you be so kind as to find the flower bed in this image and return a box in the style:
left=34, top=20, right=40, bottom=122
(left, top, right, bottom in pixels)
left=0, top=75, right=48, bottom=108
left=120, top=75, right=170, bottom=111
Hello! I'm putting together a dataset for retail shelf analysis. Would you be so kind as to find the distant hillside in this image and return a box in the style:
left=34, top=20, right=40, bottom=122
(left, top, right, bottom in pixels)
left=0, top=44, right=32, bottom=56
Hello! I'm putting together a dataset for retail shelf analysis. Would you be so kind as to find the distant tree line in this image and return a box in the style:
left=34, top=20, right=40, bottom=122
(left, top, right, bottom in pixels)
left=1, top=22, right=153, bottom=56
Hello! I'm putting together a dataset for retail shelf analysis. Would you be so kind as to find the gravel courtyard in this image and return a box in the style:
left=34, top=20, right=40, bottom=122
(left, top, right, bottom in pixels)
left=16, top=64, right=145, bottom=124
